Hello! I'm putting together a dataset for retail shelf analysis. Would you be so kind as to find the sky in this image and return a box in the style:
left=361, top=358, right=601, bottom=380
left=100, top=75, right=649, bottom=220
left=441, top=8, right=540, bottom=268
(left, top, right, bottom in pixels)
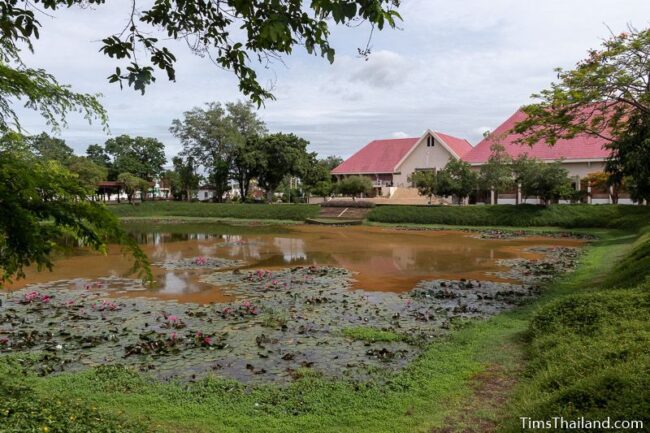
left=15, top=0, right=650, bottom=161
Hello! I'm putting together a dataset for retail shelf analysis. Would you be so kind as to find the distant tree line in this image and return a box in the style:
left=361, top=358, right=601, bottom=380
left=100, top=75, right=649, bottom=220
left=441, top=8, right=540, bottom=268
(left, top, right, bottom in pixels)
left=12, top=101, right=344, bottom=204
left=166, top=100, right=342, bottom=203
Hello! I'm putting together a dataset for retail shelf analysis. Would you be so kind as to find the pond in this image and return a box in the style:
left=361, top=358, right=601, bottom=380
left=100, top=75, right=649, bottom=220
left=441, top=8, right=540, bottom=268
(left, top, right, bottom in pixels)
left=1, top=223, right=584, bottom=383
left=7, top=223, right=584, bottom=303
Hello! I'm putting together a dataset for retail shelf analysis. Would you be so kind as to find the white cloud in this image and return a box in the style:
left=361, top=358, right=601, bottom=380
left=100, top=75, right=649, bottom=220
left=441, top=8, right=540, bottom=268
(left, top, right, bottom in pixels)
left=391, top=131, right=411, bottom=139
left=349, top=50, right=411, bottom=88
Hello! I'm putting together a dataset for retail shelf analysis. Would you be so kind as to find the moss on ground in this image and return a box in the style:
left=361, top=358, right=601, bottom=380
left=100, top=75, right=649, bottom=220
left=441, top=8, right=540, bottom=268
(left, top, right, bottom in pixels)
left=341, top=327, right=403, bottom=343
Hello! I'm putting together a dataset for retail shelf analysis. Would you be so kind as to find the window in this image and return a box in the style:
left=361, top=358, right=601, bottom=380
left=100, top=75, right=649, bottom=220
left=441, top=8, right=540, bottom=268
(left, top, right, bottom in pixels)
left=426, top=136, right=435, bottom=147
left=204, top=192, right=209, bottom=199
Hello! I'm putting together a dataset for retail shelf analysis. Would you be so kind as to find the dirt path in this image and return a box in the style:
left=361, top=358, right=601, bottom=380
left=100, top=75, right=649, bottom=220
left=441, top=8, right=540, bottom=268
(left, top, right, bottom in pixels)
left=431, top=346, right=522, bottom=433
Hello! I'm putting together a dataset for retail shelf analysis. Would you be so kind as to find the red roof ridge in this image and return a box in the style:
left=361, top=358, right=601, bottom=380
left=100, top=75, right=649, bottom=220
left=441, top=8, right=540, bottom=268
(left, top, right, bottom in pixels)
left=462, top=107, right=611, bottom=163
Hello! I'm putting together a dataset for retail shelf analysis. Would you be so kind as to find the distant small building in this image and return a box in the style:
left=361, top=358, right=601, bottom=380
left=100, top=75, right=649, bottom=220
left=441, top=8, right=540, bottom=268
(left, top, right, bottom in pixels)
left=196, top=185, right=217, bottom=201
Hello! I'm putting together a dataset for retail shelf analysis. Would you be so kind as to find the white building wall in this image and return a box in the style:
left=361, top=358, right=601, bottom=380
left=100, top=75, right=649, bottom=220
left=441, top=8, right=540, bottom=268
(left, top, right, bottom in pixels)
left=392, top=136, right=457, bottom=187
left=561, top=161, right=606, bottom=179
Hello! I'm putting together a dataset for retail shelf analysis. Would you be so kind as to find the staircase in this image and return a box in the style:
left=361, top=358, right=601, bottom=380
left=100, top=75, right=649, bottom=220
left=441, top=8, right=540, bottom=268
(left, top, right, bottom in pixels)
left=305, top=206, right=370, bottom=225
left=370, top=187, right=446, bottom=205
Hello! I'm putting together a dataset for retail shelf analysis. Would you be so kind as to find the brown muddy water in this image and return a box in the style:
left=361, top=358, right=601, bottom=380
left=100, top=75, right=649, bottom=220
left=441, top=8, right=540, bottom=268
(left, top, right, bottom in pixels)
left=6, top=223, right=584, bottom=303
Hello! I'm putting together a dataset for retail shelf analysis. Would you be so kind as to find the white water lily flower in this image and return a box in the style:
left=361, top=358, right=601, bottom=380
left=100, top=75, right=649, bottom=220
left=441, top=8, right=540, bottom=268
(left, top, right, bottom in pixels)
left=55, top=344, right=63, bottom=350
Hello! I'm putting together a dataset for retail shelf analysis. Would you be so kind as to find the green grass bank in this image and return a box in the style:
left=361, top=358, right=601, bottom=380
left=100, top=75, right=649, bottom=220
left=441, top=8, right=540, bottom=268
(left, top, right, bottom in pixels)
left=109, top=201, right=319, bottom=221
left=368, top=204, right=650, bottom=230
left=503, top=229, right=650, bottom=432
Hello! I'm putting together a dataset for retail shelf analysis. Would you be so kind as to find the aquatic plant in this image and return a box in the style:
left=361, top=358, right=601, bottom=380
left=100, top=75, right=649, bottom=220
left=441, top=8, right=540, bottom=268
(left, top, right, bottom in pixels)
left=20, top=291, right=51, bottom=304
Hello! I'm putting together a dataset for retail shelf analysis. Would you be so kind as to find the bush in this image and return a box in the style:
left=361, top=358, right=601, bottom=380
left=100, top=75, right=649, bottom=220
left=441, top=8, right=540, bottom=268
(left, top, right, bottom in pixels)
left=504, top=289, right=650, bottom=432
left=0, top=358, right=148, bottom=433
left=367, top=204, right=650, bottom=229
left=335, top=176, right=373, bottom=198
left=321, top=200, right=375, bottom=208
left=109, top=201, right=319, bottom=221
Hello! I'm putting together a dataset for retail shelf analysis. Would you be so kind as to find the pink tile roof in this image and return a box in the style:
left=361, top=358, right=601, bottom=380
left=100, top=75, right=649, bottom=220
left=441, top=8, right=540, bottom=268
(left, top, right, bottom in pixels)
left=331, top=137, right=419, bottom=174
left=435, top=132, right=474, bottom=158
left=463, top=109, right=611, bottom=164
left=331, top=132, right=474, bottom=175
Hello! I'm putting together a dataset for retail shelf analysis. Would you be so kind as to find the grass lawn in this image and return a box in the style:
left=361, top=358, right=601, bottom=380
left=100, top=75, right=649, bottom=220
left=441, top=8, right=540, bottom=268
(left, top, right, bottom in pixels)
left=110, top=201, right=319, bottom=221
left=3, top=222, right=648, bottom=433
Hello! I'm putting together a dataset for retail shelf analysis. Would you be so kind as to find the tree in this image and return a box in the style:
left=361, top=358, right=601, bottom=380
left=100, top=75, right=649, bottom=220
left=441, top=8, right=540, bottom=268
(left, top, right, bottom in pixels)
left=437, top=159, right=478, bottom=204
left=86, top=144, right=111, bottom=168
left=409, top=170, right=438, bottom=204
left=117, top=172, right=147, bottom=204
left=0, top=135, right=149, bottom=284
left=311, top=179, right=334, bottom=200
left=479, top=142, right=513, bottom=204
left=321, top=156, right=345, bottom=172
left=67, top=156, right=108, bottom=195
left=253, top=133, right=311, bottom=202
left=171, top=103, right=234, bottom=202
left=519, top=161, right=572, bottom=205
left=27, top=132, right=74, bottom=163
left=160, top=169, right=180, bottom=200
left=2, top=1, right=401, bottom=106
left=103, top=135, right=166, bottom=181
left=336, top=176, right=373, bottom=201
left=301, top=155, right=343, bottom=197
left=230, top=139, right=260, bottom=200
left=171, top=156, right=201, bottom=201
left=224, top=101, right=268, bottom=199
left=513, top=27, right=650, bottom=203
left=0, top=41, right=106, bottom=133
left=584, top=171, right=624, bottom=204
left=607, top=113, right=650, bottom=203
left=511, top=154, right=538, bottom=204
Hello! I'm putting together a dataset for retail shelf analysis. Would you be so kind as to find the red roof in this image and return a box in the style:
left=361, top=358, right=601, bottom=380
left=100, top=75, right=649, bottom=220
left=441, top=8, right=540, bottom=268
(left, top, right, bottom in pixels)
left=331, top=132, right=473, bottom=175
left=435, top=132, right=473, bottom=158
left=463, top=109, right=611, bottom=164
left=332, top=137, right=419, bottom=174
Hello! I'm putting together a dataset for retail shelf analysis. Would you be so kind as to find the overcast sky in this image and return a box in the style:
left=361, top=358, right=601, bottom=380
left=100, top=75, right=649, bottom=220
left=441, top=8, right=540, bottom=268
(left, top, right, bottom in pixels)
left=15, top=0, right=650, bottom=160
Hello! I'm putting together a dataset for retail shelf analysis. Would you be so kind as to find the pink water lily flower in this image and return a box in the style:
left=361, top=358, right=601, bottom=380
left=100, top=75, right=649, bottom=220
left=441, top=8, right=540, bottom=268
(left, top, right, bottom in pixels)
left=194, top=256, right=208, bottom=266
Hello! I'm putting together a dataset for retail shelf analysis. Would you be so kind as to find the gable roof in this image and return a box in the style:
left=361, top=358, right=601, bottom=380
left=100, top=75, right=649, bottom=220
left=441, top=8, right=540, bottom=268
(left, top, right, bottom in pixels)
left=434, top=132, right=473, bottom=158
left=463, top=109, right=611, bottom=164
left=331, top=131, right=473, bottom=175
left=331, top=137, right=419, bottom=174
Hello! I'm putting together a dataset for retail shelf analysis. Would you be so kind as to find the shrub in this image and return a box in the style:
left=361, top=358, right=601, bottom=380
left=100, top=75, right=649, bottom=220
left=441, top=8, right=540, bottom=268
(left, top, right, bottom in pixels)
left=109, top=202, right=319, bottom=221
left=368, top=204, right=650, bottom=230
left=335, top=176, right=373, bottom=199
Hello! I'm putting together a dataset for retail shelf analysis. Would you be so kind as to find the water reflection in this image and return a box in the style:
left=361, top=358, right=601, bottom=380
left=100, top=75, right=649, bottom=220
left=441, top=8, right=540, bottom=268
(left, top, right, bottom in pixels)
left=7, top=224, right=585, bottom=303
